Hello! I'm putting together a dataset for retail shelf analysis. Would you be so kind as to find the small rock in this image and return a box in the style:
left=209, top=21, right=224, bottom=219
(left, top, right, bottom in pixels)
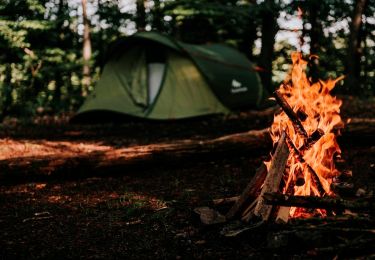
left=175, top=232, right=187, bottom=238
left=356, top=188, right=366, bottom=197
left=370, top=164, right=375, bottom=176
left=194, top=207, right=226, bottom=225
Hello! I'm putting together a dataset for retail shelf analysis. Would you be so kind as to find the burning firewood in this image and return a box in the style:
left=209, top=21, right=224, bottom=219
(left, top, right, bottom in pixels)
left=225, top=163, right=267, bottom=220
left=296, top=108, right=307, bottom=122
left=274, top=90, right=308, bottom=139
left=299, top=128, right=324, bottom=152
left=251, top=131, right=290, bottom=222
left=224, top=52, right=345, bottom=224
left=192, top=53, right=351, bottom=228
left=284, top=133, right=326, bottom=195
left=274, top=90, right=325, bottom=153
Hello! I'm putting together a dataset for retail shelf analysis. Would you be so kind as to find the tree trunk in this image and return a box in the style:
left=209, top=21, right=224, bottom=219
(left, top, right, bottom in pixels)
left=0, top=64, right=12, bottom=122
left=258, top=0, right=279, bottom=93
left=81, top=0, right=92, bottom=96
left=307, top=1, right=322, bottom=83
left=308, top=2, right=321, bottom=55
left=345, top=0, right=367, bottom=93
left=53, top=0, right=66, bottom=110
left=152, top=0, right=162, bottom=31
left=136, top=0, right=146, bottom=31
left=238, top=20, right=257, bottom=60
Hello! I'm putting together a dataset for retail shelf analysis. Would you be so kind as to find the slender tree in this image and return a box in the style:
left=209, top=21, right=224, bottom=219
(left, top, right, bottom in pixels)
left=308, top=2, right=321, bottom=55
left=258, top=0, right=279, bottom=93
left=151, top=0, right=162, bottom=31
left=307, top=0, right=323, bottom=83
left=82, top=0, right=92, bottom=95
left=136, top=0, right=146, bottom=31
left=345, top=0, right=368, bottom=93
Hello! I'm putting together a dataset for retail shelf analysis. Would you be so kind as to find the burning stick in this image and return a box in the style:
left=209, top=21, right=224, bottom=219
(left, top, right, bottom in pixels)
left=274, top=90, right=308, bottom=139
left=285, top=133, right=326, bottom=195
left=252, top=131, right=290, bottom=222
left=263, top=192, right=375, bottom=211
left=241, top=197, right=259, bottom=222
left=296, top=108, right=307, bottom=122
left=299, top=128, right=324, bottom=152
left=226, top=163, right=267, bottom=220
left=274, top=90, right=325, bottom=152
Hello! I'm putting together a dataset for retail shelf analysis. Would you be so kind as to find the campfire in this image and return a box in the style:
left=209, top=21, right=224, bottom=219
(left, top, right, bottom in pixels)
left=225, top=52, right=345, bottom=224
left=195, top=53, right=373, bottom=229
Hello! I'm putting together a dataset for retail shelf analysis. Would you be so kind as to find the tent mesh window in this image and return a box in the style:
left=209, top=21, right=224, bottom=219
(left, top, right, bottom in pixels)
left=146, top=47, right=166, bottom=105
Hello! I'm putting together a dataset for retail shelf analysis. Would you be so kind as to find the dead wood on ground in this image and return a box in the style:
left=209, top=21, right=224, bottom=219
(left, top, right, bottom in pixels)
left=0, top=117, right=374, bottom=181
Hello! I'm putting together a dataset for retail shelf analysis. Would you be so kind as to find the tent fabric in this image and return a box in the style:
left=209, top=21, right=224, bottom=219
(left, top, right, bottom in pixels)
left=76, top=31, right=264, bottom=120
left=146, top=51, right=230, bottom=119
left=123, top=32, right=264, bottom=109
left=181, top=43, right=264, bottom=109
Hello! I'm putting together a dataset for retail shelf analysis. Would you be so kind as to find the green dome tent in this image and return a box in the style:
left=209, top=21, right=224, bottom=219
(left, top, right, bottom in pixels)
left=75, top=32, right=265, bottom=120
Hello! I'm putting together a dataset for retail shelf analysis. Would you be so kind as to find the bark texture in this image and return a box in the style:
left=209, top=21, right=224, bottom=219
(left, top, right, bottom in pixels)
left=345, top=0, right=368, bottom=92
left=82, top=0, right=92, bottom=94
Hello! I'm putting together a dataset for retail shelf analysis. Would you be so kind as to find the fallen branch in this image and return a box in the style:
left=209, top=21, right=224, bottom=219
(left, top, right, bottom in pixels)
left=0, top=129, right=271, bottom=181
left=263, top=192, right=375, bottom=211
left=311, top=238, right=375, bottom=256
left=0, top=117, right=374, bottom=181
left=212, top=196, right=239, bottom=206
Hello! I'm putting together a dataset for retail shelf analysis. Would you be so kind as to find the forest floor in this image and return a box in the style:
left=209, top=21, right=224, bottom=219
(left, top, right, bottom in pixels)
left=0, top=96, right=375, bottom=259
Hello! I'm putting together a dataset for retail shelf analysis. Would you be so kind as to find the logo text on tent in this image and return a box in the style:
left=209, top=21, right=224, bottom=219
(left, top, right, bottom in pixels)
left=231, top=79, right=248, bottom=93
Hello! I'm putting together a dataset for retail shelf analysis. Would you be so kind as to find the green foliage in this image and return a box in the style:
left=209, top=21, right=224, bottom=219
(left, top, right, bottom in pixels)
left=162, top=0, right=257, bottom=49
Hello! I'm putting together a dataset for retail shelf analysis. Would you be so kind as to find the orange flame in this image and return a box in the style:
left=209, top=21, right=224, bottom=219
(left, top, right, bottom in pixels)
left=268, top=52, right=344, bottom=218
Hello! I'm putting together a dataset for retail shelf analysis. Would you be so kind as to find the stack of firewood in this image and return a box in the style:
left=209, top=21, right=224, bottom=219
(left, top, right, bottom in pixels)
left=224, top=89, right=330, bottom=224
left=193, top=90, right=375, bottom=227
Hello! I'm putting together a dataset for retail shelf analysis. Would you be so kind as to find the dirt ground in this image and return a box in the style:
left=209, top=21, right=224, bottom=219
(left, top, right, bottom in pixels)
left=0, top=96, right=375, bottom=259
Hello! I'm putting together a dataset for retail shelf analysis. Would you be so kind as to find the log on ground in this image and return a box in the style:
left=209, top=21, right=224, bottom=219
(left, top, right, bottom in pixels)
left=263, top=192, right=375, bottom=211
left=0, top=117, right=374, bottom=181
left=0, top=128, right=271, bottom=181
